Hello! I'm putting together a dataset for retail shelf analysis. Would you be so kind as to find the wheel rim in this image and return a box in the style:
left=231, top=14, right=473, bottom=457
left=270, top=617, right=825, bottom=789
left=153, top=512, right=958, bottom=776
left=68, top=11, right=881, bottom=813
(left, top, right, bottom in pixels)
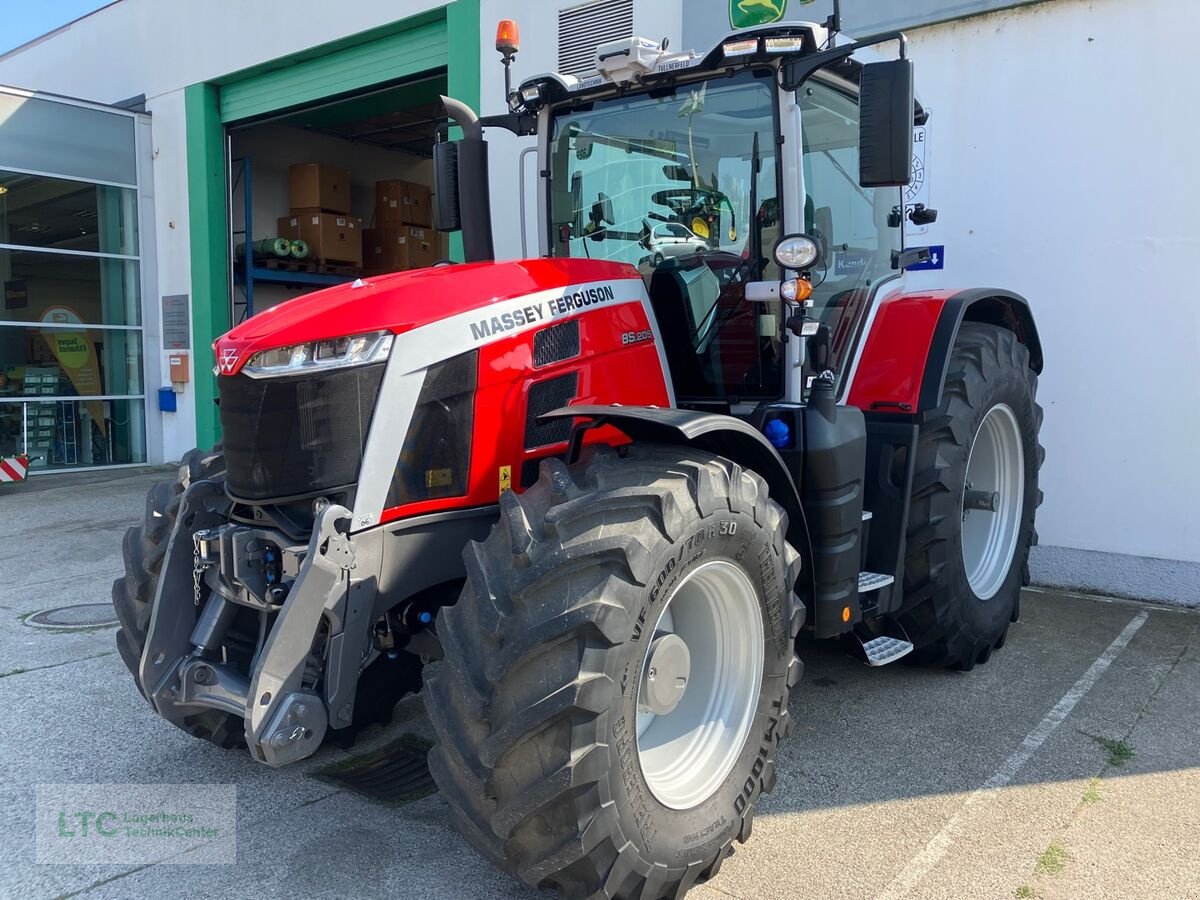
left=635, top=560, right=764, bottom=810
left=961, top=403, right=1025, bottom=600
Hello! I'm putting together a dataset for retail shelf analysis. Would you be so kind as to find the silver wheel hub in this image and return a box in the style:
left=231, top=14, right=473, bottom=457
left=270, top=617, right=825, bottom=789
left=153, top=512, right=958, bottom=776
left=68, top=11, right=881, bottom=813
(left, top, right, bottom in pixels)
left=961, top=403, right=1025, bottom=600
left=639, top=633, right=692, bottom=716
left=635, top=560, right=764, bottom=811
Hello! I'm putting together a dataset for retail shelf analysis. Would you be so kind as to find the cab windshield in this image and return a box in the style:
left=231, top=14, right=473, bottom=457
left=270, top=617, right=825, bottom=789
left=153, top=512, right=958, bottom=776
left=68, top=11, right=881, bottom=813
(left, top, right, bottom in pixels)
left=548, top=68, right=779, bottom=273
left=547, top=69, right=784, bottom=402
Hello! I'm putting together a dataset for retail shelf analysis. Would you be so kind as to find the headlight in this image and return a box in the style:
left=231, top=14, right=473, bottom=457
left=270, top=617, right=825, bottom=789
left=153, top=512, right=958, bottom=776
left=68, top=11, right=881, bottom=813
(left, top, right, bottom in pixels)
left=774, top=235, right=820, bottom=271
left=242, top=331, right=394, bottom=378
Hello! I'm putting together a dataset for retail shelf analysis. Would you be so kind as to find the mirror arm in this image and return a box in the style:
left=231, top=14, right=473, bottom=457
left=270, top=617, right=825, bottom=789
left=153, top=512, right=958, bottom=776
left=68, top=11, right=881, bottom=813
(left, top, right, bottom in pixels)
left=780, top=30, right=907, bottom=91
left=478, top=112, right=539, bottom=136
left=892, top=247, right=930, bottom=271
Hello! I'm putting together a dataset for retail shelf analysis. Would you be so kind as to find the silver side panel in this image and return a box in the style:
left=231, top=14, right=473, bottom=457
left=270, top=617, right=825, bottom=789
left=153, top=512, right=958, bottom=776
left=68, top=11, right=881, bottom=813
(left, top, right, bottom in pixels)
left=779, top=83, right=807, bottom=404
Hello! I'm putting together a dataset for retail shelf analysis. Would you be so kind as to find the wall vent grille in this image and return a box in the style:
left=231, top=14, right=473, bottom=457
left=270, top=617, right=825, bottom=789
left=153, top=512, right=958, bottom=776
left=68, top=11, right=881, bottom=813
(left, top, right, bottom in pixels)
left=558, top=0, right=635, bottom=77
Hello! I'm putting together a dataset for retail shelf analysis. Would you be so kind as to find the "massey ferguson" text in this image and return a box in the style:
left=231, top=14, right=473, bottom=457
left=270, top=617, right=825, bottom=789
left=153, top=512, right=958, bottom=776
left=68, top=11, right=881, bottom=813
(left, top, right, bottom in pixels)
left=468, top=284, right=617, bottom=342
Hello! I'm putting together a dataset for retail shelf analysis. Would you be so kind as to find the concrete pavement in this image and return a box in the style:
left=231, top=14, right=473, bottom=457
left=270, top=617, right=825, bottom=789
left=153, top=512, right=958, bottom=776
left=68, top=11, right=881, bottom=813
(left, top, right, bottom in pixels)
left=1, top=468, right=1197, bottom=899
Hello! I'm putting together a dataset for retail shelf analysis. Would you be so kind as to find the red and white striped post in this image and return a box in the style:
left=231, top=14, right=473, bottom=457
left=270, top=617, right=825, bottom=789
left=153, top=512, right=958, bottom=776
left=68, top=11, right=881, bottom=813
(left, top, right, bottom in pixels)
left=0, top=454, right=30, bottom=483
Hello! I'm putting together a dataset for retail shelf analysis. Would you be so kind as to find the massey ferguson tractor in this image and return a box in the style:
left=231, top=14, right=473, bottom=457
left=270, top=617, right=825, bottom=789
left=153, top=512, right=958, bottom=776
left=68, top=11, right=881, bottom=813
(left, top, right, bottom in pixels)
left=113, top=15, right=1043, bottom=899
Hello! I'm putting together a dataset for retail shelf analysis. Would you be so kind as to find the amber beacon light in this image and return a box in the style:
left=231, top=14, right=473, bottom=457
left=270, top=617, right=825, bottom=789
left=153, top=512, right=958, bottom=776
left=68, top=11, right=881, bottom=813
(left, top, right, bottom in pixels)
left=496, top=19, right=520, bottom=57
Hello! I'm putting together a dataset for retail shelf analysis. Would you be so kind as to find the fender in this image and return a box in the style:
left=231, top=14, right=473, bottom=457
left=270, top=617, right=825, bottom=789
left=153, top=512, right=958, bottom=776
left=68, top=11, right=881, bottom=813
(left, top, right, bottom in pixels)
left=847, top=287, right=1043, bottom=414
left=541, top=405, right=816, bottom=615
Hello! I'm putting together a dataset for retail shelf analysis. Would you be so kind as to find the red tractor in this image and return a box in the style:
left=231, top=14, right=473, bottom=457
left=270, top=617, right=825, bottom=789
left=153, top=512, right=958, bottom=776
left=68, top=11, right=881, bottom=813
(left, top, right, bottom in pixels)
left=114, top=17, right=1042, bottom=900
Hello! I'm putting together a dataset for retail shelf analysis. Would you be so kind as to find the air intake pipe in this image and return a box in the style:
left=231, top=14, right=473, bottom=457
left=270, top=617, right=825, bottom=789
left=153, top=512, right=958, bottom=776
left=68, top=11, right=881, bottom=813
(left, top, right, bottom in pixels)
left=435, top=96, right=495, bottom=263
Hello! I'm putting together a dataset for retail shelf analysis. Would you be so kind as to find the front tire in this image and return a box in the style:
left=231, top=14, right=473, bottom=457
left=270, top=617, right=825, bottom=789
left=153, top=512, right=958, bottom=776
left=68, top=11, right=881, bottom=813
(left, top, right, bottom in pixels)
left=111, top=448, right=244, bottom=748
left=424, top=446, right=804, bottom=898
left=898, top=324, right=1044, bottom=669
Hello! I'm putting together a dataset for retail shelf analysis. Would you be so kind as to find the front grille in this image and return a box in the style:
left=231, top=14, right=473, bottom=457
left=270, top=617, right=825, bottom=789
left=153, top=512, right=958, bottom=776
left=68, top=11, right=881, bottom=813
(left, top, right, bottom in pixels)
left=218, top=364, right=385, bottom=501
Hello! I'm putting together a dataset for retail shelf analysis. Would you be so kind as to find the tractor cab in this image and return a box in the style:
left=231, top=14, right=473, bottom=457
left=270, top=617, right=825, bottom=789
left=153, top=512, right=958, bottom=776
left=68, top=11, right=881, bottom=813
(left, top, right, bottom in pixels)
left=437, top=20, right=920, bottom=412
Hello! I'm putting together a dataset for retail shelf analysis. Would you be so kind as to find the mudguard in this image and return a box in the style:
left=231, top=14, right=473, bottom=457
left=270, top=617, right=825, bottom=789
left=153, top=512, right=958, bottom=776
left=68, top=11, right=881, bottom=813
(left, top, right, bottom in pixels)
left=847, top=287, right=1042, bottom=414
left=540, top=404, right=816, bottom=614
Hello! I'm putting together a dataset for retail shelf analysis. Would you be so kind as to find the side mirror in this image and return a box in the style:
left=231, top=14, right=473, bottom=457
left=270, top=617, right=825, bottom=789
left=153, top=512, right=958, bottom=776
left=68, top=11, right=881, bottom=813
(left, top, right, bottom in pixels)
left=594, top=192, right=615, bottom=226
left=858, top=59, right=914, bottom=188
left=435, top=96, right=494, bottom=262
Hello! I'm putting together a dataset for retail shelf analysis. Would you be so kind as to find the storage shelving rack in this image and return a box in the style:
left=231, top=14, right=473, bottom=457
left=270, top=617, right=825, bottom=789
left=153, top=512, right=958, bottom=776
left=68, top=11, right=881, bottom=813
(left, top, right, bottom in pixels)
left=231, top=157, right=358, bottom=321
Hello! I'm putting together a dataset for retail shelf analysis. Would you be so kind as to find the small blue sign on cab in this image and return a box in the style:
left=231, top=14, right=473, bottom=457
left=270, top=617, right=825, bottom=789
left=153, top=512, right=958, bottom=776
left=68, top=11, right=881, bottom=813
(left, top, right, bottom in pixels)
left=906, top=245, right=945, bottom=270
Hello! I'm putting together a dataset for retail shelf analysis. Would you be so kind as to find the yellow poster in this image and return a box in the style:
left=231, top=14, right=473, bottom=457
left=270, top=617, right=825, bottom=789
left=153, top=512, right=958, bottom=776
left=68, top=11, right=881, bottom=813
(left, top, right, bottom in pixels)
left=39, top=306, right=106, bottom=437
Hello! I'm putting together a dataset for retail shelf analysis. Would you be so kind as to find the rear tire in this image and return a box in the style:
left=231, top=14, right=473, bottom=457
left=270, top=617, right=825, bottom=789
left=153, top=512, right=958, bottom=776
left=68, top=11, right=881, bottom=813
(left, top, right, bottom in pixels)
left=898, top=324, right=1044, bottom=669
left=424, top=446, right=805, bottom=899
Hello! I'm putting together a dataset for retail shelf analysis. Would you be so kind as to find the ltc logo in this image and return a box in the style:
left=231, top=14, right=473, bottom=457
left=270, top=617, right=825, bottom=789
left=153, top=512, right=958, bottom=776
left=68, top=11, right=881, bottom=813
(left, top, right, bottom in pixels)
left=730, top=0, right=794, bottom=30
left=218, top=347, right=239, bottom=374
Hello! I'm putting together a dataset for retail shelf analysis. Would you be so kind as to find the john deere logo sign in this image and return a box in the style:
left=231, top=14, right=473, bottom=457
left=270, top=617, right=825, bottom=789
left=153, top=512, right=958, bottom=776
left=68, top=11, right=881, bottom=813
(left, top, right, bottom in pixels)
left=730, top=0, right=805, bottom=29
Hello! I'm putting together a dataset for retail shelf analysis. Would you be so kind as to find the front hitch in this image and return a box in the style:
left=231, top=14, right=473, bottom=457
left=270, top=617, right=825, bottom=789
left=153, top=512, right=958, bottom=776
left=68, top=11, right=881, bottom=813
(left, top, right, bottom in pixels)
left=244, top=502, right=354, bottom=765
left=139, top=482, right=377, bottom=767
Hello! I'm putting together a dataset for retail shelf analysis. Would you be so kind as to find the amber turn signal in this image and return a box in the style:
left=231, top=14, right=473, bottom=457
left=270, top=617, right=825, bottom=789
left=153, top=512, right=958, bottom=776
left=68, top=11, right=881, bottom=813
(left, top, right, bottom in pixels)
left=780, top=278, right=813, bottom=304
left=496, top=19, right=520, bottom=55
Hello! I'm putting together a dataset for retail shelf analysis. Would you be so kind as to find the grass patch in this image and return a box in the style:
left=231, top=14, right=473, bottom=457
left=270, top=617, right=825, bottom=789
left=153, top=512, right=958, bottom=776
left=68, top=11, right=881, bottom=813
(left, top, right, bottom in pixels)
left=1015, top=886, right=1036, bottom=899
left=1082, top=777, right=1102, bottom=805
left=0, top=667, right=29, bottom=678
left=1091, top=735, right=1135, bottom=767
left=1034, top=840, right=1071, bottom=877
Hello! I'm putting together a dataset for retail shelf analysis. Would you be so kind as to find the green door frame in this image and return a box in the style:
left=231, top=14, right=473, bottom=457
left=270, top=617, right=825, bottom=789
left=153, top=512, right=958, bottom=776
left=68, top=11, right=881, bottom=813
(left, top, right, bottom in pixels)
left=185, top=0, right=480, bottom=449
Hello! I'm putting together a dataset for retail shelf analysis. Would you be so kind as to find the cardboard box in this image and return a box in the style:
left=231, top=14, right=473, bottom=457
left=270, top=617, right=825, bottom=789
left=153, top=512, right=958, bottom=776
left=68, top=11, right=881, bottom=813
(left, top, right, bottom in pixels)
left=362, top=225, right=438, bottom=272
left=278, top=212, right=363, bottom=266
left=375, top=179, right=433, bottom=227
left=288, top=163, right=351, bottom=214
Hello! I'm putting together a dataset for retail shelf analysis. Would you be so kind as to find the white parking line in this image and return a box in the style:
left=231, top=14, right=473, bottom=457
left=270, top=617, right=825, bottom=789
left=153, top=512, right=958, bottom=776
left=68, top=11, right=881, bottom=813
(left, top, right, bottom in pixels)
left=876, top=609, right=1151, bottom=900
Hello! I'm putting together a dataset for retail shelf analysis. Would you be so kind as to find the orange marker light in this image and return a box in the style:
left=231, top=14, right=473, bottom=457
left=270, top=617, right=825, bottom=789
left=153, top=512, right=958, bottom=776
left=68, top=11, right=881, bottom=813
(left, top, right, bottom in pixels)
left=496, top=19, right=520, bottom=56
left=842, top=606, right=851, bottom=623
left=780, top=278, right=814, bottom=304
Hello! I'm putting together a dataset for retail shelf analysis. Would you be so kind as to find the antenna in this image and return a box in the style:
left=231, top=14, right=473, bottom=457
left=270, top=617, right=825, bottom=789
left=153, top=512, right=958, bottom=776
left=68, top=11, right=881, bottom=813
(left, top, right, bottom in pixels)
left=825, top=0, right=842, bottom=42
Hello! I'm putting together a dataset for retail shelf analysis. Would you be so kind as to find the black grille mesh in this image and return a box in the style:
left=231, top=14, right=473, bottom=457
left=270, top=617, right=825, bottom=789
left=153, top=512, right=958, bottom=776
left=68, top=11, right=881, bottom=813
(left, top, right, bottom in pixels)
left=219, top=363, right=384, bottom=501
left=533, top=319, right=581, bottom=367
left=525, top=373, right=578, bottom=449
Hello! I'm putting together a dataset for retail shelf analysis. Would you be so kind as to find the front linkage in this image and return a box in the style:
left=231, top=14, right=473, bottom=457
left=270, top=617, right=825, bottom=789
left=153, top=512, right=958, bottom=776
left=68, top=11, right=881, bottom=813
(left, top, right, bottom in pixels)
left=137, top=478, right=381, bottom=765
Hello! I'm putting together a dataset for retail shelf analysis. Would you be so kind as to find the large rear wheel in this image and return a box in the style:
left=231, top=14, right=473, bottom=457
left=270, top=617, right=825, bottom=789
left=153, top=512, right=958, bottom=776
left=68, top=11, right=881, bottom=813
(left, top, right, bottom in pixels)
left=898, top=323, right=1044, bottom=669
left=424, top=446, right=804, bottom=898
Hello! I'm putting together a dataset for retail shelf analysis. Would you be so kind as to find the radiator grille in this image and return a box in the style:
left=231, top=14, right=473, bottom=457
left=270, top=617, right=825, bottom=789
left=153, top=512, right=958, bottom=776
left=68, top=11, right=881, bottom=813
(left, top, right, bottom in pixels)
left=533, top=319, right=581, bottom=367
left=525, top=373, right=578, bottom=449
left=218, top=364, right=383, bottom=502
left=559, top=0, right=634, bottom=77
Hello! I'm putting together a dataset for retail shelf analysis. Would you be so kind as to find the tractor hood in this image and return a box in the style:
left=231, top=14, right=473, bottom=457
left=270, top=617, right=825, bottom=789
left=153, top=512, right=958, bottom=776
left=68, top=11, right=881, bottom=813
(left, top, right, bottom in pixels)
left=214, top=258, right=640, bottom=377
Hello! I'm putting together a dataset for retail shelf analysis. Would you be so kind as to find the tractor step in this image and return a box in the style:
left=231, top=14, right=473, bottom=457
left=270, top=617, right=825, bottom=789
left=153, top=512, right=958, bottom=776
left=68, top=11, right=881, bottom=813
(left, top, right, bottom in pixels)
left=858, top=571, right=894, bottom=592
left=859, top=634, right=914, bottom=667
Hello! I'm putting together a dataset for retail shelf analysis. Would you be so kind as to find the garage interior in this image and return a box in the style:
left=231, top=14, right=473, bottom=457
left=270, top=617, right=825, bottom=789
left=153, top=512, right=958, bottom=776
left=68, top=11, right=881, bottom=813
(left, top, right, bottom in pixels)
left=227, top=70, right=449, bottom=323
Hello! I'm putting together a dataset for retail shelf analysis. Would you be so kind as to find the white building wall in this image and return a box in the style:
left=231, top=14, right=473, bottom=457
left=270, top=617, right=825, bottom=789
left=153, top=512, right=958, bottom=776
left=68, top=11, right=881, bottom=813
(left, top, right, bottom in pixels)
left=900, top=0, right=1200, bottom=595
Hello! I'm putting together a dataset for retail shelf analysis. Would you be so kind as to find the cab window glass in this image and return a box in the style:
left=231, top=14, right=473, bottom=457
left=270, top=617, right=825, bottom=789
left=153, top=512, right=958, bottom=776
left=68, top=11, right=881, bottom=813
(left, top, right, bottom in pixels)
left=800, top=75, right=902, bottom=383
